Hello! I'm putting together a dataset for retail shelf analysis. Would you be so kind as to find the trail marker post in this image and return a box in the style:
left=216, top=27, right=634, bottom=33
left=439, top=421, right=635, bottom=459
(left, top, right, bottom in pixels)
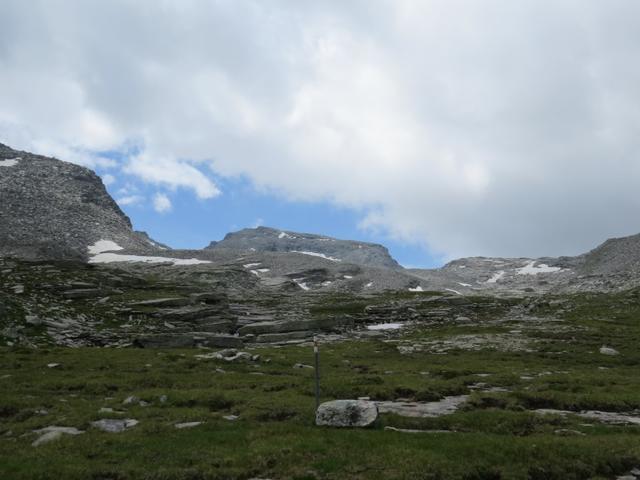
left=314, top=336, right=320, bottom=410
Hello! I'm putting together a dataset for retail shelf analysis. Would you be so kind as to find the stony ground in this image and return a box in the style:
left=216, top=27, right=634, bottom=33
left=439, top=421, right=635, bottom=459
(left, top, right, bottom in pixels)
left=2, top=287, right=640, bottom=479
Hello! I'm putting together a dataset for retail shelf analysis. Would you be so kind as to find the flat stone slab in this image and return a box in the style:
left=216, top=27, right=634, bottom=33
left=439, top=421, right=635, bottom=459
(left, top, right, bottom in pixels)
left=91, top=418, right=139, bottom=433
left=536, top=409, right=640, bottom=425
left=130, top=298, right=192, bottom=308
left=375, top=395, right=469, bottom=418
left=32, top=426, right=84, bottom=446
left=175, top=422, right=203, bottom=429
left=384, top=426, right=453, bottom=434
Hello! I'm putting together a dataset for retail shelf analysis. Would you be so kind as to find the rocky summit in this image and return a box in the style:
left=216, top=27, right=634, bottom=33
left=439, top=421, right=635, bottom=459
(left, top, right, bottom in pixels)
left=207, top=226, right=401, bottom=270
left=0, top=143, right=159, bottom=261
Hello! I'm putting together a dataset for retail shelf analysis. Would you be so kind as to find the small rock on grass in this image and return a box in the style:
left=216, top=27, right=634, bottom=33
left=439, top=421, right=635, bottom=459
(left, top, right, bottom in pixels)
left=600, top=346, right=619, bottom=356
left=91, top=419, right=138, bottom=433
left=175, top=422, right=203, bottom=429
left=293, top=363, right=313, bottom=369
left=32, top=426, right=84, bottom=447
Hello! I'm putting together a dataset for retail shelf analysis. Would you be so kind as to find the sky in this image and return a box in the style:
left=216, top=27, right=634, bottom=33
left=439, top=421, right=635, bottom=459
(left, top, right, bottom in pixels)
left=2, top=1, right=640, bottom=267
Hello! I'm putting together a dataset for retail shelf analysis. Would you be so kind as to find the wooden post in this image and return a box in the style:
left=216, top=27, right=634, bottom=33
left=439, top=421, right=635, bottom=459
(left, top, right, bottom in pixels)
left=314, top=336, right=320, bottom=410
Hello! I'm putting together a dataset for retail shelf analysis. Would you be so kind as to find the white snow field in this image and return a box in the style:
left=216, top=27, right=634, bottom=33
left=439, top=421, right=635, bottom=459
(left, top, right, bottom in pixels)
left=87, top=240, right=211, bottom=266
left=516, top=261, right=561, bottom=275
left=292, top=251, right=341, bottom=262
left=0, top=157, right=21, bottom=167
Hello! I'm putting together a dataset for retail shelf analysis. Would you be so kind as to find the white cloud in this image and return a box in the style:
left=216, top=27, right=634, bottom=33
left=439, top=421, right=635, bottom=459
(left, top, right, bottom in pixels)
left=2, top=1, right=640, bottom=259
left=116, top=195, right=144, bottom=206
left=153, top=193, right=172, bottom=213
left=102, top=174, right=116, bottom=186
left=124, top=151, right=219, bottom=199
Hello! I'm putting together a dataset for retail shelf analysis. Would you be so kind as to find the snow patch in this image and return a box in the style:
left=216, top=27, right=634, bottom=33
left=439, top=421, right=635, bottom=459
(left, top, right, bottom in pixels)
left=293, top=279, right=310, bottom=291
left=458, top=282, right=472, bottom=287
left=408, top=286, right=424, bottom=292
left=88, top=240, right=124, bottom=255
left=367, top=322, right=404, bottom=331
left=88, top=239, right=206, bottom=266
left=445, top=288, right=462, bottom=295
left=278, top=232, right=295, bottom=239
left=243, top=263, right=261, bottom=269
left=365, top=282, right=374, bottom=288
left=486, top=271, right=505, bottom=284
left=516, top=261, right=562, bottom=275
left=343, top=275, right=353, bottom=279
left=292, top=251, right=341, bottom=262
left=0, top=157, right=20, bottom=167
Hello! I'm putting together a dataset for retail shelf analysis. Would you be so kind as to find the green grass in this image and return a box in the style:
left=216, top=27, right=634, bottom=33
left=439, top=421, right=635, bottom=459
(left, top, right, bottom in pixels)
left=3, top=288, right=640, bottom=478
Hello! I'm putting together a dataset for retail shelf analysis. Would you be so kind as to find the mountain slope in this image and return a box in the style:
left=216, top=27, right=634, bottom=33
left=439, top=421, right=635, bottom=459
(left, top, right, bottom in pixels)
left=0, top=143, right=157, bottom=260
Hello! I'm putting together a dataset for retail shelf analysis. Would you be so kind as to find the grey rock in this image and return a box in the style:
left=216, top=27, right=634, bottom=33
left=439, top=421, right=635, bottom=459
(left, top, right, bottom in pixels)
left=63, top=289, right=107, bottom=299
left=599, top=346, right=619, bottom=356
left=25, top=315, right=42, bottom=326
left=554, top=429, right=586, bottom=436
left=255, top=331, right=313, bottom=343
left=133, top=334, right=196, bottom=348
left=238, top=317, right=347, bottom=336
left=130, top=298, right=191, bottom=308
left=375, top=396, right=469, bottom=418
left=91, top=418, right=139, bottom=433
left=293, top=363, right=313, bottom=369
left=315, top=400, right=378, bottom=427
left=199, top=335, right=243, bottom=349
left=32, top=426, right=84, bottom=446
left=175, top=421, right=203, bottom=429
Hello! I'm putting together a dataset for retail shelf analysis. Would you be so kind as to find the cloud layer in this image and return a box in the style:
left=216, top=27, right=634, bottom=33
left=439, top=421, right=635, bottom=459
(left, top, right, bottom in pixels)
left=2, top=0, right=640, bottom=259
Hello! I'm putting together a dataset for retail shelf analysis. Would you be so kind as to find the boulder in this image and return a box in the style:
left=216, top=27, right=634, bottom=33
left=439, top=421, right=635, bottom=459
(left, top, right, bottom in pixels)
left=315, top=400, right=378, bottom=427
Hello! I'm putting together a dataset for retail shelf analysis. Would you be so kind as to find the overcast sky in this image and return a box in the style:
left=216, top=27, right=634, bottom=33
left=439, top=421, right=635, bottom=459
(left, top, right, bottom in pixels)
left=2, top=0, right=640, bottom=266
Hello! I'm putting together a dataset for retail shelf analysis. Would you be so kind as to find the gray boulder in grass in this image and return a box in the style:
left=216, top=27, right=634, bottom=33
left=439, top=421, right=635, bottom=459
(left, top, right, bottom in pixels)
left=315, top=400, right=378, bottom=427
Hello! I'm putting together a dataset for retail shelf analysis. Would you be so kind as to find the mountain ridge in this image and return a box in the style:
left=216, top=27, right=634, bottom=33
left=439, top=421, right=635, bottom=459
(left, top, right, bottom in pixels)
left=3, top=142, right=640, bottom=294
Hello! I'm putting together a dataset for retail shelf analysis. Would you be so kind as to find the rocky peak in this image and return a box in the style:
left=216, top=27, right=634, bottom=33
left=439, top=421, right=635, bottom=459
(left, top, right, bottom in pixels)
left=207, top=226, right=402, bottom=269
left=0, top=143, right=156, bottom=260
